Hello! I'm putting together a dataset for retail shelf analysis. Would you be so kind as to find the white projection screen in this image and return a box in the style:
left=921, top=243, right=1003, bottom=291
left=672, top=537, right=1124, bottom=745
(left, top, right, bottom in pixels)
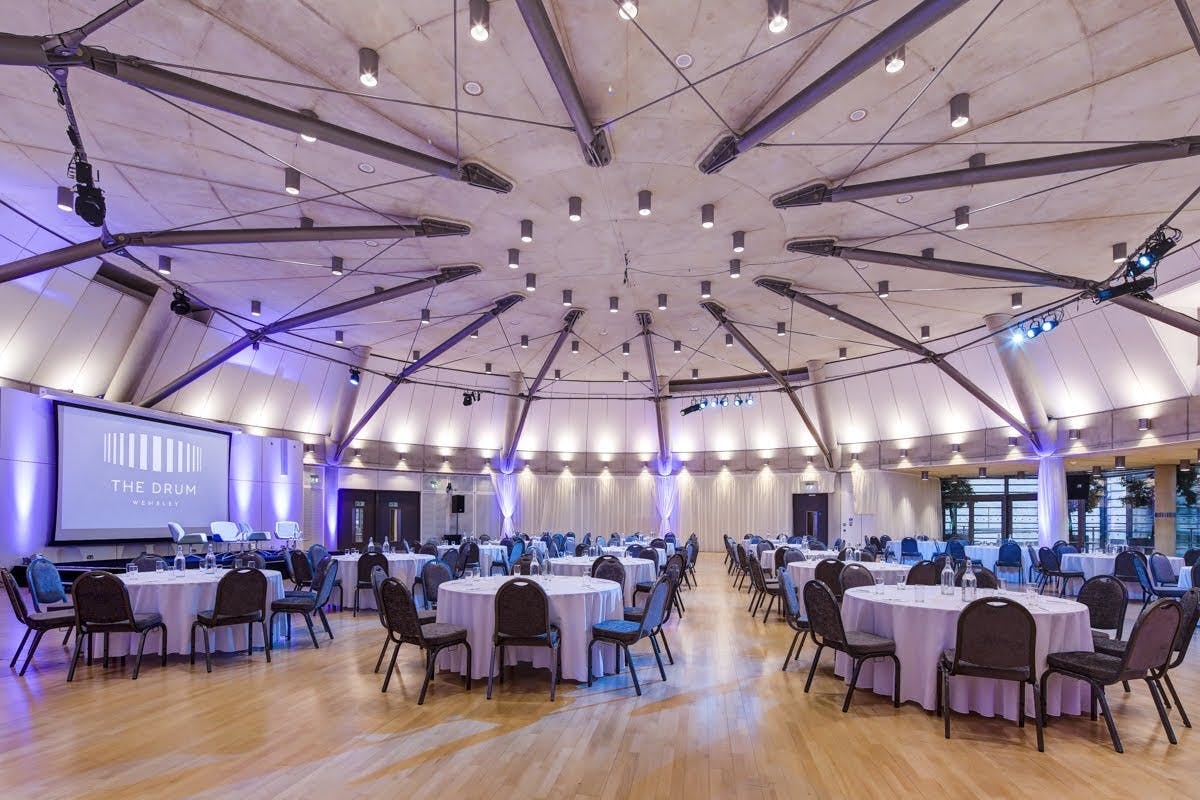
left=54, top=403, right=231, bottom=542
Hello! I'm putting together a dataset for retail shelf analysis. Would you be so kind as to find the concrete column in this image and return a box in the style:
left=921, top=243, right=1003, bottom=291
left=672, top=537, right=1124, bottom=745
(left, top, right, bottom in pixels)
left=106, top=288, right=174, bottom=403
left=1154, top=464, right=1177, bottom=554
left=984, top=313, right=1058, bottom=453
left=325, top=346, right=370, bottom=462
left=805, top=359, right=842, bottom=469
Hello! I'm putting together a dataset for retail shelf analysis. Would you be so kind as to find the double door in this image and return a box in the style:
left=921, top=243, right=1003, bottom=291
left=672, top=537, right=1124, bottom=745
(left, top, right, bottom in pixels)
left=336, top=489, right=420, bottom=551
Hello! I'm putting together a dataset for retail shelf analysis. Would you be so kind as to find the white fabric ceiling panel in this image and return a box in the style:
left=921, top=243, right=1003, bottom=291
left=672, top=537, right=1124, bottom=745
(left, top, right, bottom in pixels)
left=141, top=317, right=216, bottom=411
left=257, top=348, right=313, bottom=433
left=33, top=286, right=143, bottom=396
left=1099, top=306, right=1189, bottom=407
left=0, top=270, right=94, bottom=382
left=227, top=344, right=286, bottom=428
left=71, top=292, right=146, bottom=397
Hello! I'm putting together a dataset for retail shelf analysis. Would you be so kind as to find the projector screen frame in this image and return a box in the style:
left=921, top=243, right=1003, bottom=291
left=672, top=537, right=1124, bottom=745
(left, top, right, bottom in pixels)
left=50, top=400, right=233, bottom=546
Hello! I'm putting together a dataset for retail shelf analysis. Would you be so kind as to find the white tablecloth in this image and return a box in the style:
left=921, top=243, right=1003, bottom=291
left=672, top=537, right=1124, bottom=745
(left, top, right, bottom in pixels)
left=1058, top=553, right=1184, bottom=581
left=758, top=546, right=825, bottom=573
left=963, top=545, right=1030, bottom=576
left=435, top=575, right=623, bottom=681
left=435, top=544, right=507, bottom=575
left=787, top=561, right=910, bottom=616
left=548, top=556, right=656, bottom=605
left=109, top=569, right=286, bottom=655
left=886, top=540, right=939, bottom=561
left=835, top=586, right=1092, bottom=720
left=333, top=553, right=434, bottom=610
left=602, top=545, right=667, bottom=568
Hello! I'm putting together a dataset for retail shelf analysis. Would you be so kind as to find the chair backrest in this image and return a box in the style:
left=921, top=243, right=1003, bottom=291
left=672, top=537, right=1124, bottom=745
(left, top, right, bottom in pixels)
left=27, top=558, right=69, bottom=610
left=547, top=540, right=560, bottom=559
left=650, top=538, right=668, bottom=551
left=370, top=565, right=389, bottom=627
left=814, top=558, right=845, bottom=593
left=734, top=543, right=749, bottom=570
left=421, top=559, right=453, bottom=604
left=441, top=547, right=460, bottom=577
left=514, top=554, right=537, bottom=575
left=167, top=521, right=186, bottom=541
left=1, top=567, right=31, bottom=625
left=289, top=549, right=314, bottom=584
left=626, top=543, right=645, bottom=560
left=783, top=549, right=805, bottom=566
left=1122, top=599, right=1182, bottom=674
left=507, top=538, right=525, bottom=565
left=210, top=521, right=240, bottom=540
left=947, top=540, right=966, bottom=560
left=900, top=537, right=919, bottom=556
left=907, top=560, right=939, bottom=586
left=932, top=554, right=952, bottom=573
left=1113, top=550, right=1142, bottom=581
left=308, top=544, right=330, bottom=570
left=839, top=563, right=874, bottom=593
left=1150, top=552, right=1177, bottom=584
left=1037, top=547, right=1060, bottom=572
left=803, top=580, right=847, bottom=647
left=858, top=549, right=877, bottom=563
left=379, top=577, right=424, bottom=644
left=133, top=553, right=166, bottom=572
left=972, top=567, right=1000, bottom=589
left=1026, top=545, right=1039, bottom=569
left=1077, top=575, right=1129, bottom=636
left=238, top=551, right=267, bottom=569
left=1184, top=548, right=1200, bottom=567
left=591, top=555, right=626, bottom=585
left=837, top=548, right=848, bottom=561
left=997, top=540, right=1022, bottom=566
left=311, top=558, right=340, bottom=607
left=1131, top=552, right=1155, bottom=592
left=462, top=541, right=480, bottom=565
left=494, top=578, right=552, bottom=639
left=73, top=571, right=136, bottom=627
left=953, top=597, right=1037, bottom=675
left=358, top=552, right=389, bottom=584
left=213, top=568, right=268, bottom=618
left=1170, top=589, right=1200, bottom=663
left=275, top=521, right=301, bottom=540
left=639, top=577, right=672, bottom=634
left=774, top=547, right=791, bottom=572
left=778, top=568, right=801, bottom=622
left=418, top=542, right=438, bottom=556
left=1059, top=544, right=1079, bottom=555
left=747, top=553, right=769, bottom=592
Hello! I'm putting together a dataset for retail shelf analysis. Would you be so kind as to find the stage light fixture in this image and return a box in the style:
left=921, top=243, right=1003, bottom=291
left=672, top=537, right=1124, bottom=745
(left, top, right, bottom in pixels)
left=349, top=368, right=361, bottom=385
left=358, top=47, right=379, bottom=87
left=568, top=195, right=582, bottom=222
left=469, top=0, right=490, bottom=42
left=719, top=396, right=729, bottom=407
left=1125, top=227, right=1180, bottom=277
left=884, top=45, right=905, bottom=73
left=462, top=390, right=482, bottom=407
left=767, top=0, right=788, bottom=33
left=71, top=161, right=105, bottom=226
left=681, top=401, right=703, bottom=416
left=170, top=290, right=192, bottom=316
left=1094, top=276, right=1155, bottom=302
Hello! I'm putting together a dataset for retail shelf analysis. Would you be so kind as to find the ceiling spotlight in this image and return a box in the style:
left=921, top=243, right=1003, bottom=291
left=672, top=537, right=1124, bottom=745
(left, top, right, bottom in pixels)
left=1138, top=417, right=1152, bottom=431
left=732, top=230, right=745, bottom=253
left=70, top=160, right=105, bottom=226
left=421, top=307, right=431, bottom=325
left=1069, top=428, right=1081, bottom=441
left=298, top=109, right=319, bottom=142
left=462, top=390, right=482, bottom=407
left=838, top=347, right=847, bottom=360
left=725, top=334, right=733, bottom=348
left=56, top=185, right=73, bottom=212
left=609, top=296, right=619, bottom=313
left=170, top=290, right=191, bottom=316
left=658, top=293, right=668, bottom=310
left=520, top=335, right=529, bottom=349
left=553, top=369, right=561, bottom=380
left=469, top=0, right=490, bottom=42
left=412, top=350, right=421, bottom=361
left=954, top=206, right=970, bottom=230
left=1011, top=292, right=1023, bottom=310
left=349, top=368, right=361, bottom=386
left=978, top=467, right=988, bottom=478
left=777, top=322, right=786, bottom=336
left=701, top=204, right=715, bottom=229
left=525, top=273, right=536, bottom=292
left=250, top=299, right=261, bottom=317
left=622, top=342, right=631, bottom=356
left=508, top=248, right=519, bottom=269
left=1112, top=242, right=1127, bottom=264
left=335, top=330, right=344, bottom=344
left=767, top=0, right=789, bottom=33
left=358, top=47, right=380, bottom=88
left=638, top=189, right=652, bottom=216
left=949, top=92, right=970, bottom=128
left=828, top=304, right=837, bottom=320
left=700, top=280, right=712, bottom=298
left=284, top=167, right=301, bottom=196
left=920, top=325, right=930, bottom=340
left=622, top=371, right=630, bottom=382
left=884, top=44, right=905, bottom=73
left=485, top=362, right=493, bottom=374
left=157, top=255, right=172, bottom=275
left=681, top=402, right=703, bottom=416
left=951, top=443, right=961, bottom=453
left=1128, top=227, right=1181, bottom=276
left=922, top=247, right=935, bottom=259
left=562, top=289, right=573, bottom=307
left=520, top=219, right=534, bottom=243
left=571, top=340, right=579, bottom=354
left=673, top=340, right=682, bottom=353
left=470, top=329, right=479, bottom=339
left=921, top=470, right=930, bottom=481
left=331, top=256, right=344, bottom=276
left=463, top=80, right=484, bottom=96
left=877, top=280, right=889, bottom=298
left=568, top=195, right=582, bottom=222
left=730, top=259, right=741, bottom=279
left=618, top=0, right=638, bottom=20
left=1115, top=455, right=1126, bottom=469
left=1008, top=436, right=1018, bottom=447
left=719, top=396, right=730, bottom=408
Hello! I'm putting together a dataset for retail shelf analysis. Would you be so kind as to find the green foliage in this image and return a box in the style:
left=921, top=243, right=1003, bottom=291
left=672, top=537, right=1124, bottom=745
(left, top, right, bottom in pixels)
left=1086, top=476, right=1105, bottom=513
left=1123, top=476, right=1154, bottom=509
left=1178, top=468, right=1199, bottom=507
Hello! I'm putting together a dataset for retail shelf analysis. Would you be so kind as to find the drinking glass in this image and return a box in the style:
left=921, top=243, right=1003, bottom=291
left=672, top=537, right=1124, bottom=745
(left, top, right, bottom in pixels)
left=913, top=584, right=926, bottom=602
left=875, top=576, right=885, bottom=595
left=896, top=574, right=906, bottom=592
left=126, top=562, right=137, bottom=575
left=155, top=561, right=164, bottom=575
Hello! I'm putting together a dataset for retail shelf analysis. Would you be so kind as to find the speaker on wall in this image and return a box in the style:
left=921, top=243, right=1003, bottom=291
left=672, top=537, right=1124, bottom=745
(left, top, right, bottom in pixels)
left=451, top=494, right=465, bottom=514
left=1065, top=473, right=1091, bottom=501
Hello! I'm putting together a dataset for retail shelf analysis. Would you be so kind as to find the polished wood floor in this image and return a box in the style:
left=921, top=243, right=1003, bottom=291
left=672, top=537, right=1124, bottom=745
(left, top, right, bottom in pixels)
left=1, top=555, right=1196, bottom=799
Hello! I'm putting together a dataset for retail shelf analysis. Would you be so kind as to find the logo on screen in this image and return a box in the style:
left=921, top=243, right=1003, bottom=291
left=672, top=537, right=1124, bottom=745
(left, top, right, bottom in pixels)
left=103, top=432, right=202, bottom=474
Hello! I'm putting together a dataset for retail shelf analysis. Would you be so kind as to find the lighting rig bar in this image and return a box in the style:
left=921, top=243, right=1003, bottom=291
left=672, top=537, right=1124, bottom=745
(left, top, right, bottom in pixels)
left=680, top=393, right=757, bottom=416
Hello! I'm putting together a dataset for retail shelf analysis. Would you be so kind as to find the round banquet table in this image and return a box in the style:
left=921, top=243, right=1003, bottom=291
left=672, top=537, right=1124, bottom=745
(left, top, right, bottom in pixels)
left=758, top=546, right=824, bottom=573
left=834, top=585, right=1093, bottom=720
left=333, top=553, right=433, bottom=610
left=1060, top=552, right=1184, bottom=581
left=786, top=560, right=910, bottom=616
left=435, top=544, right=507, bottom=575
left=108, top=569, right=286, bottom=655
left=548, top=556, right=656, bottom=605
left=885, top=540, right=939, bottom=561
left=435, top=574, right=624, bottom=682
left=602, top=545, right=667, bottom=568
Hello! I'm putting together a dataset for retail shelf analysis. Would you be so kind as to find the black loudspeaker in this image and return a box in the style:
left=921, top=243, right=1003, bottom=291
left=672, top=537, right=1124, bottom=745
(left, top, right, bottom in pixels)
left=1065, top=473, right=1091, bottom=501
left=451, top=494, right=465, bottom=514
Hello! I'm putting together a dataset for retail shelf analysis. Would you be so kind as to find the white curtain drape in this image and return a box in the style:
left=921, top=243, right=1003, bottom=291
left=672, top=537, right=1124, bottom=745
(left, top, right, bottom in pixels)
left=490, top=471, right=519, bottom=536
left=513, top=469, right=655, bottom=536
left=1037, top=455, right=1068, bottom=547
left=849, top=468, right=942, bottom=542
left=654, top=474, right=678, bottom=536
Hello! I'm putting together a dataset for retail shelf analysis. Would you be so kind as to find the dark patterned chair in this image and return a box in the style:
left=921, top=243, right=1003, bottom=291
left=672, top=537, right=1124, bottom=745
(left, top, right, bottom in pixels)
left=778, top=568, right=810, bottom=672
left=591, top=555, right=626, bottom=586
left=747, top=555, right=783, bottom=620
left=354, top=552, right=389, bottom=617
left=68, top=570, right=167, bottom=681
left=1150, top=552, right=1179, bottom=586
left=1131, top=553, right=1188, bottom=611
left=937, top=597, right=1042, bottom=750
left=420, top=559, right=454, bottom=610
left=190, top=568, right=271, bottom=673
left=954, top=565, right=1000, bottom=590
left=839, top=564, right=874, bottom=594
left=1078, top=575, right=1129, bottom=647
left=2, top=567, right=74, bottom=676
left=625, top=557, right=684, bottom=662
left=898, top=537, right=921, bottom=565
left=132, top=553, right=166, bottom=573
left=237, top=551, right=267, bottom=569
left=488, top=578, right=561, bottom=700
left=813, top=558, right=846, bottom=599
left=803, top=580, right=900, bottom=712
left=907, top=560, right=939, bottom=586
left=588, top=576, right=670, bottom=696
left=378, top=577, right=471, bottom=703
left=269, top=558, right=338, bottom=648
left=287, top=549, right=314, bottom=592
left=306, top=544, right=342, bottom=609
left=1037, top=547, right=1084, bottom=597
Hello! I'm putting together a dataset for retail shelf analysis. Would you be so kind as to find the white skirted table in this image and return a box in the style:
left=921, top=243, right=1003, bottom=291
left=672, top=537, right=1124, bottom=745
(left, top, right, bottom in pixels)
left=111, top=569, right=286, bottom=655
left=758, top=546, right=826, bottom=573
left=332, top=553, right=434, bottom=610
left=435, top=544, right=507, bottom=575
left=1060, top=553, right=1184, bottom=580
left=886, top=540, right=939, bottom=561
left=548, top=556, right=657, bottom=605
left=787, top=560, right=910, bottom=616
left=835, top=585, right=1093, bottom=720
left=435, top=574, right=623, bottom=682
left=601, top=545, right=669, bottom=568
left=962, top=545, right=1031, bottom=576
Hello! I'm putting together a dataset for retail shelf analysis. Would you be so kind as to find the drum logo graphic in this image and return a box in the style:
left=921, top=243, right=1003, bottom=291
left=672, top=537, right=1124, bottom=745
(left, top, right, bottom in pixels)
left=104, top=431, right=200, bottom=506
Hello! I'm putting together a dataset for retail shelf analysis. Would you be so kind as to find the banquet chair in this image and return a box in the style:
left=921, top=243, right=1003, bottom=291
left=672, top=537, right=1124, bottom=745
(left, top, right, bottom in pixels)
left=1026, top=545, right=1042, bottom=585
left=747, top=556, right=783, bottom=621
left=460, top=541, right=481, bottom=573
left=1184, top=548, right=1200, bottom=567
left=209, top=521, right=241, bottom=544
left=491, top=538, right=525, bottom=575
left=778, top=569, right=810, bottom=672
left=907, top=560, right=939, bottom=586
left=588, top=577, right=670, bottom=697
left=269, top=559, right=339, bottom=649
left=546, top=539, right=560, bottom=559
left=626, top=543, right=645, bottom=560
left=68, top=571, right=167, bottom=681
left=307, top=545, right=343, bottom=609
left=513, top=555, right=536, bottom=575
left=418, top=543, right=439, bottom=557
left=1131, top=553, right=1188, bottom=611
left=1113, top=550, right=1143, bottom=586
left=1037, top=547, right=1085, bottom=597
left=837, top=548, right=848, bottom=561
left=932, top=554, right=952, bottom=575
left=625, top=558, right=683, bottom=661
left=1040, top=599, right=1182, bottom=753
left=1078, top=576, right=1129, bottom=647
left=1150, top=553, right=1179, bottom=586
left=993, top=540, right=1024, bottom=585
left=441, top=547, right=461, bottom=578
left=813, top=559, right=846, bottom=599
left=190, top=568, right=271, bottom=673
left=133, top=554, right=166, bottom=573
left=575, top=544, right=588, bottom=557
left=780, top=549, right=806, bottom=571
left=858, top=548, right=877, bottom=563
left=354, top=553, right=389, bottom=617
left=379, top=577, right=471, bottom=703
left=591, top=555, right=626, bottom=586
left=684, top=539, right=699, bottom=588
left=286, top=549, right=314, bottom=592
left=732, top=543, right=752, bottom=591
left=488, top=578, right=561, bottom=700
left=954, top=565, right=1000, bottom=590
left=2, top=567, right=74, bottom=676
left=633, top=553, right=686, bottom=617
left=937, top=597, right=1042, bottom=751
left=27, top=557, right=73, bottom=612
left=420, top=560, right=454, bottom=610
left=838, top=564, right=874, bottom=594
left=946, top=540, right=968, bottom=565
left=898, top=537, right=921, bottom=565
left=803, top=580, right=900, bottom=713
left=370, top=566, right=436, bottom=675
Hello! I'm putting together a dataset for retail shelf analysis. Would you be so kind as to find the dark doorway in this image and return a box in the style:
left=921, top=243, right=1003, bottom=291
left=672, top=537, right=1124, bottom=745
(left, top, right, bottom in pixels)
left=337, top=489, right=420, bottom=551
left=792, top=492, right=829, bottom=543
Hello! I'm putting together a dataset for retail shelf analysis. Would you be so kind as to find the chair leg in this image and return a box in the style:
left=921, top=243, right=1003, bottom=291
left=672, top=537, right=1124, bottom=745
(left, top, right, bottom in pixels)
left=843, top=658, right=863, bottom=713
left=132, top=630, right=148, bottom=680
left=10, top=627, right=31, bottom=669
left=61, top=626, right=71, bottom=646
left=375, top=637, right=390, bottom=673
left=1019, top=682, right=1026, bottom=728
left=623, top=644, right=641, bottom=696
left=382, top=641, right=401, bottom=692
left=317, top=608, right=334, bottom=639
left=783, top=630, right=801, bottom=672
left=203, top=627, right=213, bottom=673
left=18, top=629, right=45, bottom=677
left=1146, top=677, right=1178, bottom=745
left=418, top=648, right=435, bottom=705
left=261, top=621, right=271, bottom=662
left=1093, top=684, right=1124, bottom=753
left=1031, top=681, right=1045, bottom=752
left=247, top=622, right=253, bottom=657
left=487, top=644, right=498, bottom=699
left=303, top=613, right=319, bottom=648
left=650, top=635, right=666, bottom=682
left=761, top=595, right=776, bottom=623
left=586, top=639, right=595, bottom=687
left=804, top=645, right=825, bottom=693
left=190, top=622, right=199, bottom=665
left=941, top=667, right=950, bottom=738
left=462, top=640, right=473, bottom=692
left=659, top=629, right=674, bottom=665
left=548, top=644, right=558, bottom=701
left=66, top=630, right=85, bottom=682
left=103, top=632, right=110, bottom=668
left=353, top=588, right=359, bottom=618
left=1162, top=671, right=1190, bottom=728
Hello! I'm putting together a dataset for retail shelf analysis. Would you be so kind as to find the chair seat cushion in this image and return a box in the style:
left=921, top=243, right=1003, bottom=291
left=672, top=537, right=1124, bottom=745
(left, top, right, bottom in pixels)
left=1046, top=650, right=1128, bottom=682
left=496, top=627, right=561, bottom=647
left=285, top=590, right=316, bottom=599
left=132, top=612, right=164, bottom=632
left=27, top=609, right=76, bottom=629
left=271, top=597, right=316, bottom=612
left=1153, top=586, right=1188, bottom=598
left=46, top=602, right=74, bottom=611
left=843, top=630, right=896, bottom=656
left=939, top=648, right=1030, bottom=680
left=196, top=608, right=263, bottom=626
left=417, top=609, right=437, bottom=624
left=1093, top=636, right=1128, bottom=658
left=592, top=619, right=642, bottom=644
left=420, top=622, right=468, bottom=646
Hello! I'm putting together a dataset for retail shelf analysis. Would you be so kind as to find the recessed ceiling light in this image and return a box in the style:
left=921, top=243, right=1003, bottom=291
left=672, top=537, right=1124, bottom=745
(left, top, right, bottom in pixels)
left=358, top=162, right=375, bottom=173
left=849, top=108, right=868, bottom=122
left=675, top=53, right=693, bottom=69
left=365, top=240, right=378, bottom=247
left=896, top=194, right=913, bottom=204
left=463, top=80, right=483, bottom=96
